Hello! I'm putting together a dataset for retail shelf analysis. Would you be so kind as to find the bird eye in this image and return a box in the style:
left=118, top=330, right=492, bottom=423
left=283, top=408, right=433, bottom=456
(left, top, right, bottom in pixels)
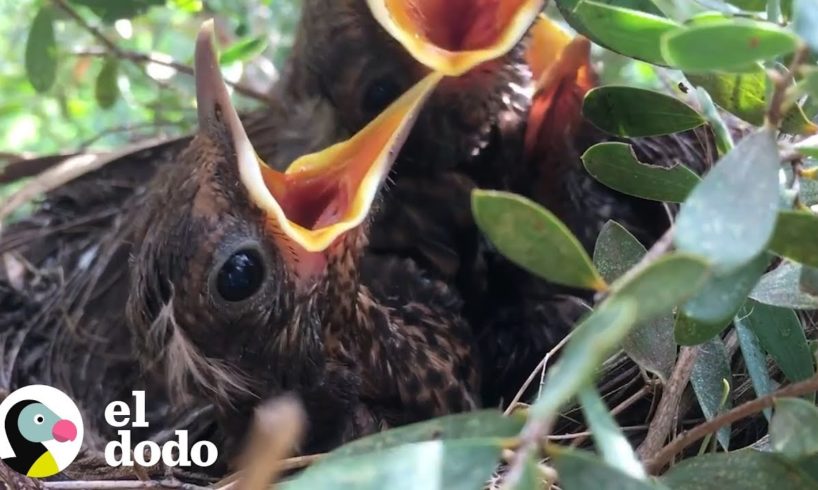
left=216, top=248, right=265, bottom=302
left=362, top=77, right=401, bottom=117
left=33, top=414, right=44, bottom=425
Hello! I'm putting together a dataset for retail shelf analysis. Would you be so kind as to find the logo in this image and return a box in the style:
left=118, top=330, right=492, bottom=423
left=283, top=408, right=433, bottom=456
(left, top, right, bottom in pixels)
left=0, top=385, right=83, bottom=478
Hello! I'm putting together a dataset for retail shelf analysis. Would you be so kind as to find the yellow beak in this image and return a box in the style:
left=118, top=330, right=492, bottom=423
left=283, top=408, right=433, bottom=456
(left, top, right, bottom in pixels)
left=195, top=20, right=442, bottom=253
left=367, top=0, right=545, bottom=76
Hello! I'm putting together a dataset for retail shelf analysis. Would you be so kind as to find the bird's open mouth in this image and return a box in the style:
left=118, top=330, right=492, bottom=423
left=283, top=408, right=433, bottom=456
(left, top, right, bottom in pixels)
left=195, top=21, right=441, bottom=253
left=367, top=0, right=544, bottom=75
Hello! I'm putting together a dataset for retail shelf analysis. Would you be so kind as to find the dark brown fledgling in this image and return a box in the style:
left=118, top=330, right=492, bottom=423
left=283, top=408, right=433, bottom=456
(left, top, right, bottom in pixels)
left=270, top=0, right=718, bottom=404
left=124, top=23, right=479, bottom=456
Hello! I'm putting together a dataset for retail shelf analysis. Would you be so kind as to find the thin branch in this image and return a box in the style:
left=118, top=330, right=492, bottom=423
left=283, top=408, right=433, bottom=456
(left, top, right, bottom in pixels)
left=766, top=44, right=809, bottom=129
left=569, top=383, right=654, bottom=448
left=646, top=371, right=818, bottom=474
left=636, top=346, right=698, bottom=460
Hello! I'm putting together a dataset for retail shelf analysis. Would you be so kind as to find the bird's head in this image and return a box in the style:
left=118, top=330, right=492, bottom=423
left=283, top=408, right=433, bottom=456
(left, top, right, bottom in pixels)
left=285, top=0, right=542, bottom=173
left=7, top=400, right=77, bottom=444
left=126, top=21, right=440, bottom=408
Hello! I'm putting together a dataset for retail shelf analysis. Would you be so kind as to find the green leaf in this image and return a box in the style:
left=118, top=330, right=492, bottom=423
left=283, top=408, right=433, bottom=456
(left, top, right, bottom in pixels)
left=472, top=190, right=606, bottom=291
left=751, top=262, right=818, bottom=309
left=25, top=7, right=58, bottom=93
left=282, top=440, right=502, bottom=490
left=662, top=20, right=799, bottom=73
left=320, top=410, right=524, bottom=463
left=675, top=129, right=780, bottom=272
left=69, top=0, right=165, bottom=22
left=661, top=450, right=818, bottom=490
left=578, top=387, right=646, bottom=479
left=794, top=0, right=818, bottom=53
left=796, top=133, right=818, bottom=159
left=582, top=142, right=700, bottom=203
left=530, top=298, right=637, bottom=420
left=582, top=86, right=705, bottom=138
left=94, top=58, right=119, bottom=109
left=219, top=35, right=269, bottom=65
left=594, top=221, right=676, bottom=381
left=610, top=253, right=711, bottom=326
left=738, top=300, right=816, bottom=386
left=691, top=337, right=732, bottom=450
left=556, top=0, right=679, bottom=65
left=505, top=454, right=543, bottom=490
left=737, top=322, right=774, bottom=420
left=801, top=266, right=818, bottom=295
left=675, top=254, right=770, bottom=345
left=769, top=211, right=818, bottom=267
left=550, top=448, right=666, bottom=490
left=771, top=398, right=818, bottom=458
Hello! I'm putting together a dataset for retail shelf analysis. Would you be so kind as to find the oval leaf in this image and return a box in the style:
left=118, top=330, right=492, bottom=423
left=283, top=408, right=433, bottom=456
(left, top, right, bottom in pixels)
left=95, top=58, right=120, bottom=109
left=691, top=337, right=733, bottom=450
left=751, top=262, right=818, bottom=309
left=583, top=86, right=705, bottom=138
left=676, top=253, right=770, bottom=345
left=219, top=35, right=268, bottom=65
left=675, top=129, right=780, bottom=272
left=801, top=266, right=818, bottom=296
left=771, top=398, right=818, bottom=458
left=556, top=0, right=678, bottom=65
left=737, top=322, right=774, bottom=420
left=550, top=448, right=665, bottom=490
left=738, top=300, right=816, bottom=386
left=662, top=20, right=799, bottom=72
left=530, top=298, right=638, bottom=420
left=472, top=190, right=606, bottom=291
left=769, top=211, right=818, bottom=267
left=687, top=68, right=766, bottom=125
left=283, top=440, right=502, bottom=490
left=594, top=221, right=676, bottom=381
left=661, top=450, right=818, bottom=490
left=25, top=7, right=58, bottom=93
left=320, top=410, right=524, bottom=463
left=582, top=142, right=700, bottom=203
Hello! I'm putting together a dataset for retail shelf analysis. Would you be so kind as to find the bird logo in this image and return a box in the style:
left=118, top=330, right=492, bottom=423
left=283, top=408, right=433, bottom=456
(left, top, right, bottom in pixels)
left=0, top=385, right=83, bottom=478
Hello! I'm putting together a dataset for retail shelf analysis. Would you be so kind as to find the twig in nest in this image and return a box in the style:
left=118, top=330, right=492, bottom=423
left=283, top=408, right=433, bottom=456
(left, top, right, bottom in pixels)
left=43, top=481, right=207, bottom=489
left=636, top=346, right=698, bottom=461
left=646, top=371, right=818, bottom=473
left=766, top=44, right=809, bottom=129
left=230, top=395, right=306, bottom=490
left=569, top=383, right=654, bottom=448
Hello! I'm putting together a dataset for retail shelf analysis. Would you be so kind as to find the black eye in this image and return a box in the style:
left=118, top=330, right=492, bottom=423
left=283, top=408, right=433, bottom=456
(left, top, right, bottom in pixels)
left=362, top=77, right=401, bottom=116
left=34, top=414, right=44, bottom=425
left=216, top=249, right=265, bottom=302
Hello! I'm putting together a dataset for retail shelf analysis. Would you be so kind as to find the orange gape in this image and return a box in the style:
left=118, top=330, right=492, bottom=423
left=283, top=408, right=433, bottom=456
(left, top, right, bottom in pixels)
left=523, top=17, right=596, bottom=161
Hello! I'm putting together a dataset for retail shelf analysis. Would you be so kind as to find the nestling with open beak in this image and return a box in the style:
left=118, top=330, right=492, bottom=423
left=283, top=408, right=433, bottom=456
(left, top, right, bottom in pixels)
left=125, top=22, right=479, bottom=454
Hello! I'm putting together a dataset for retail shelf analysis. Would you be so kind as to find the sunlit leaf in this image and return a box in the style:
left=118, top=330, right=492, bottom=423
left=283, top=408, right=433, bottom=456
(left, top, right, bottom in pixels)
left=283, top=440, right=503, bottom=490
left=769, top=211, right=818, bottom=268
left=675, top=129, right=780, bottom=272
left=661, top=450, right=818, bottom=489
left=530, top=298, right=637, bottom=420
left=751, top=262, right=818, bottom=309
left=771, top=398, right=818, bottom=458
left=556, top=0, right=678, bottom=65
left=736, top=322, right=773, bottom=420
left=686, top=69, right=766, bottom=125
left=582, top=142, right=699, bottom=203
left=25, top=7, right=57, bottom=93
left=219, top=35, right=269, bottom=65
left=675, top=254, right=770, bottom=345
left=550, top=448, right=666, bottom=490
left=691, top=337, right=732, bottom=450
left=662, top=21, right=799, bottom=72
left=594, top=221, right=676, bottom=381
left=472, top=190, right=606, bottom=291
left=70, top=0, right=165, bottom=22
left=321, top=410, right=525, bottom=463
left=94, top=57, right=119, bottom=109
left=738, top=300, right=816, bottom=387
left=582, top=86, right=705, bottom=137
left=578, top=387, right=646, bottom=479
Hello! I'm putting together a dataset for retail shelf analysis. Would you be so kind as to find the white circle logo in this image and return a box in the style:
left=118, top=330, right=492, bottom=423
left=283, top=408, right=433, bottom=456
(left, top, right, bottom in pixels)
left=0, top=385, right=84, bottom=478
